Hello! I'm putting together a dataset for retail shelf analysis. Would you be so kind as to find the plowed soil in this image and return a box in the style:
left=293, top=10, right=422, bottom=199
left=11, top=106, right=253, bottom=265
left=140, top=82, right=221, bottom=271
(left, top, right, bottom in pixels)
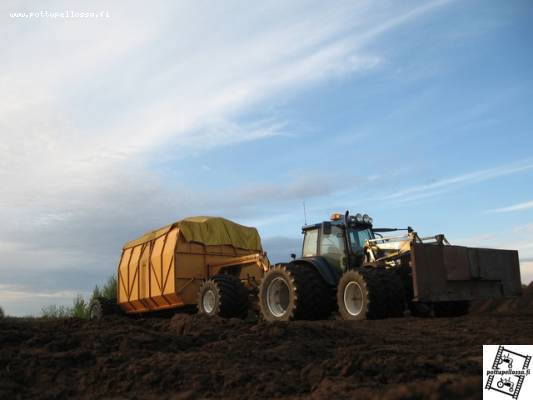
left=1, top=285, right=532, bottom=400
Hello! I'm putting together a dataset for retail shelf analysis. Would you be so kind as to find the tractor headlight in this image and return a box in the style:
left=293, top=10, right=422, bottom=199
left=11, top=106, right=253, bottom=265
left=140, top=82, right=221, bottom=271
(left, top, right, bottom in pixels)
left=363, top=214, right=370, bottom=224
left=355, top=213, right=363, bottom=222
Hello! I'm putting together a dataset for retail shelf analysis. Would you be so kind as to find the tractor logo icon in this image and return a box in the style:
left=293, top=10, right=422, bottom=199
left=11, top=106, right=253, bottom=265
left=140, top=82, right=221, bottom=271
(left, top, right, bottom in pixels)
left=485, top=345, right=532, bottom=399
left=498, top=353, right=514, bottom=370
left=497, top=377, right=515, bottom=393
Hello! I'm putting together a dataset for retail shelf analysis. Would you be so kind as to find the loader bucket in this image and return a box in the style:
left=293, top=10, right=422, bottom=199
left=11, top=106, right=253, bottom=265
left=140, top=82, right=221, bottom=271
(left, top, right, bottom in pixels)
left=411, top=243, right=522, bottom=302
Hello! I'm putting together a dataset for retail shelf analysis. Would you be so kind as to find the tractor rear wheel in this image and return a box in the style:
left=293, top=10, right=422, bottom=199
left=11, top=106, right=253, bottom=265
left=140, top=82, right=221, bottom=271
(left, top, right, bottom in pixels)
left=259, top=263, right=332, bottom=321
left=89, top=297, right=117, bottom=320
left=197, top=274, right=249, bottom=319
left=337, top=268, right=386, bottom=320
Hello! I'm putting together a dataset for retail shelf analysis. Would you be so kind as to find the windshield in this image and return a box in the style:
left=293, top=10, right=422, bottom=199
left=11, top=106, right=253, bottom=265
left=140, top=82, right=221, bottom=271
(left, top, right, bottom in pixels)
left=348, top=228, right=374, bottom=252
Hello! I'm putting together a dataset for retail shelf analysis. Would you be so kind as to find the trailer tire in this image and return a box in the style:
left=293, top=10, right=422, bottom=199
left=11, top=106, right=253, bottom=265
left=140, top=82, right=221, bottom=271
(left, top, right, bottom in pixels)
left=197, top=274, right=249, bottom=319
left=337, top=268, right=387, bottom=320
left=433, top=301, right=470, bottom=317
left=259, top=263, right=332, bottom=321
left=89, top=297, right=116, bottom=320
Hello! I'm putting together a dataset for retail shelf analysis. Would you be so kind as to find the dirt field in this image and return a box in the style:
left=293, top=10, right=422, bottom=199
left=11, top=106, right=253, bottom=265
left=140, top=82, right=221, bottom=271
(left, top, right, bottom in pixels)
left=1, top=286, right=532, bottom=400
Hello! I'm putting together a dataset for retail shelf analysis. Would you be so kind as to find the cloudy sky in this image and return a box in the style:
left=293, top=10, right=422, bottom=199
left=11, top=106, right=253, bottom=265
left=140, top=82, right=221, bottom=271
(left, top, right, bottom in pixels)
left=1, top=0, right=532, bottom=315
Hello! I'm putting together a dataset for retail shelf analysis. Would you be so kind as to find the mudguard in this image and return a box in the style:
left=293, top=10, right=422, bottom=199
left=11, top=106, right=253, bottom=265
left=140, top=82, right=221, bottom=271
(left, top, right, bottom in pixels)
left=291, top=256, right=341, bottom=287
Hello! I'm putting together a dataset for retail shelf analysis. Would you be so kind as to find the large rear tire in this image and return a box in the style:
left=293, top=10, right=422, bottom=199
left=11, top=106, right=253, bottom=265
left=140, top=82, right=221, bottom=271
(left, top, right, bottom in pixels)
left=197, top=274, right=249, bottom=319
left=259, top=263, right=332, bottom=321
left=337, top=268, right=387, bottom=320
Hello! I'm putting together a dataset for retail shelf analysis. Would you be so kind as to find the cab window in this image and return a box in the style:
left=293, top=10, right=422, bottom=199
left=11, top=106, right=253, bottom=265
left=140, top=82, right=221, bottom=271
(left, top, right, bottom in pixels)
left=320, top=225, right=346, bottom=270
left=302, top=228, right=318, bottom=257
left=349, top=228, right=374, bottom=251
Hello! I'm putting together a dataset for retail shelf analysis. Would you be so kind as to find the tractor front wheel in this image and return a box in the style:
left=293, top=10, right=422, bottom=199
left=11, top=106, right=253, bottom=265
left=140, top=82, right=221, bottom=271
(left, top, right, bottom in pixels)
left=337, top=268, right=386, bottom=320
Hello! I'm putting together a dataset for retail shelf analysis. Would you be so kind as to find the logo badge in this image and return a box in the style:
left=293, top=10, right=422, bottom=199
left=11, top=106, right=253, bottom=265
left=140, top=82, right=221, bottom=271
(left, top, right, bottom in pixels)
left=484, top=345, right=532, bottom=399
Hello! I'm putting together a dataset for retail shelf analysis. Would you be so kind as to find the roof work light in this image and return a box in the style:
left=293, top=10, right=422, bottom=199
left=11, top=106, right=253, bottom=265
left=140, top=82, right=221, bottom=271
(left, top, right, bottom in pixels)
left=330, top=213, right=342, bottom=221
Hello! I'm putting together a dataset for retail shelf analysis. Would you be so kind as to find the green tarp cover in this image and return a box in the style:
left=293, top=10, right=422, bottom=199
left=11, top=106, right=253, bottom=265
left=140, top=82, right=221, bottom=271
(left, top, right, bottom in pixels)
left=123, top=216, right=262, bottom=251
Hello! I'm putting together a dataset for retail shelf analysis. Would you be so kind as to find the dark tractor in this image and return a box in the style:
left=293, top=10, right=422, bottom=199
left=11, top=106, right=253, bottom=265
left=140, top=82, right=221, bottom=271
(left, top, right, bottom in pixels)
left=258, top=211, right=522, bottom=321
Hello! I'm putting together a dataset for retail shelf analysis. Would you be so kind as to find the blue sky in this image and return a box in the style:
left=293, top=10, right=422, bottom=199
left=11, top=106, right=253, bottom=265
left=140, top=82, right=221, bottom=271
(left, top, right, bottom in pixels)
left=1, top=0, right=532, bottom=315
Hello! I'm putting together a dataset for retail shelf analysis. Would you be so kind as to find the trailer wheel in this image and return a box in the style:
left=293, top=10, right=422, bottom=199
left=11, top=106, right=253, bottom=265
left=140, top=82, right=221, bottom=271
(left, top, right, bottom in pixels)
left=433, top=301, right=470, bottom=317
left=197, top=275, right=249, bottom=319
left=337, top=268, right=386, bottom=320
left=89, top=297, right=116, bottom=320
left=259, top=263, right=332, bottom=321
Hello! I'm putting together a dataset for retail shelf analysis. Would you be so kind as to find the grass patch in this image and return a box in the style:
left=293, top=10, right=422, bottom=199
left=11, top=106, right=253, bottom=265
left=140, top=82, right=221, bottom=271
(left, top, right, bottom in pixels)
left=40, top=275, right=117, bottom=319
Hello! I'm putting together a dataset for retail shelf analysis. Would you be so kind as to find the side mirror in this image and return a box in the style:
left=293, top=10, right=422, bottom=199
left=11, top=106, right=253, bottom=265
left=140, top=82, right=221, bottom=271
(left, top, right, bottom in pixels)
left=290, top=253, right=297, bottom=260
left=322, top=221, right=332, bottom=235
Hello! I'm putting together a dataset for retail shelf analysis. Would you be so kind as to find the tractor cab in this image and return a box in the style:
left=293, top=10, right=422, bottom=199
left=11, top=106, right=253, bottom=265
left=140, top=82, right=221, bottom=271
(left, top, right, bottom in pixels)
left=300, top=211, right=374, bottom=271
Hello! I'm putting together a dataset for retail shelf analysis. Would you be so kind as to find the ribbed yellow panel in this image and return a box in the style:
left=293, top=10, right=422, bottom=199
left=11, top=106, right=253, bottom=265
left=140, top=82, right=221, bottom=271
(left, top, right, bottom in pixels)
left=117, top=248, right=132, bottom=303
left=150, top=234, right=165, bottom=297
left=139, top=242, right=151, bottom=300
left=162, top=228, right=178, bottom=295
left=128, top=245, right=142, bottom=301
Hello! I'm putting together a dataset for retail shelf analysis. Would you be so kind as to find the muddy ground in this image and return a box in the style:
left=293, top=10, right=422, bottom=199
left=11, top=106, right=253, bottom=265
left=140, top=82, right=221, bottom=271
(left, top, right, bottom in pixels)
left=1, top=286, right=532, bottom=400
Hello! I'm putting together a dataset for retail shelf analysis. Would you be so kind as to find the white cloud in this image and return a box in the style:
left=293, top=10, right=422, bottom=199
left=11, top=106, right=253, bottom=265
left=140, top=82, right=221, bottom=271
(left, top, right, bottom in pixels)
left=519, top=261, right=533, bottom=285
left=0, top=284, right=85, bottom=317
left=513, top=224, right=533, bottom=234
left=0, top=1, right=453, bottom=315
left=0, top=284, right=81, bottom=301
left=383, top=160, right=533, bottom=203
left=489, top=200, right=533, bottom=213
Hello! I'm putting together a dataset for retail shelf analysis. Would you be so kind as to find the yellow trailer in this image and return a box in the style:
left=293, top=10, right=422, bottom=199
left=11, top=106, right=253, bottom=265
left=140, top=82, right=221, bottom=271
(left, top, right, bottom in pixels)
left=107, top=216, right=269, bottom=318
